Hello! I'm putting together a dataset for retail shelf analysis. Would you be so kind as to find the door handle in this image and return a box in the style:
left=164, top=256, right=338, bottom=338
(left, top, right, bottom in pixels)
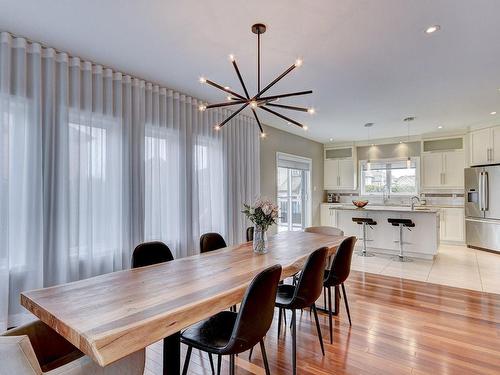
left=483, top=171, right=489, bottom=211
left=478, top=172, right=484, bottom=211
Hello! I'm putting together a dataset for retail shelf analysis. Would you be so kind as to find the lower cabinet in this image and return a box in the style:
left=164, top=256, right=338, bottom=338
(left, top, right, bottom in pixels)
left=440, top=207, right=465, bottom=243
left=320, top=204, right=338, bottom=227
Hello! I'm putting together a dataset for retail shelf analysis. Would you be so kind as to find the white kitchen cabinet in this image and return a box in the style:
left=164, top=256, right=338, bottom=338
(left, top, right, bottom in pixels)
left=493, top=127, right=500, bottom=163
left=422, top=151, right=465, bottom=189
left=338, top=159, right=356, bottom=189
left=440, top=207, right=465, bottom=243
left=323, top=147, right=357, bottom=190
left=422, top=153, right=443, bottom=188
left=320, top=204, right=338, bottom=227
left=443, top=151, right=465, bottom=188
left=470, top=126, right=500, bottom=166
left=324, top=159, right=338, bottom=189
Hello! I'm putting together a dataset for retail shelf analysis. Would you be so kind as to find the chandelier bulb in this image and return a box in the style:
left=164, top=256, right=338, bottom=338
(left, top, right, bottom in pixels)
left=307, top=107, right=315, bottom=114
left=214, top=125, right=221, bottom=131
left=303, top=125, right=309, bottom=131
left=229, top=54, right=235, bottom=62
left=198, top=104, right=207, bottom=111
left=250, top=101, right=258, bottom=108
left=260, top=132, right=267, bottom=138
left=295, top=58, right=303, bottom=67
left=199, top=77, right=207, bottom=84
left=227, top=96, right=232, bottom=101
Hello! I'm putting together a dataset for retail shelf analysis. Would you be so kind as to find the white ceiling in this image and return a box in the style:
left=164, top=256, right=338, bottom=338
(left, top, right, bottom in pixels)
left=1, top=0, right=499, bottom=143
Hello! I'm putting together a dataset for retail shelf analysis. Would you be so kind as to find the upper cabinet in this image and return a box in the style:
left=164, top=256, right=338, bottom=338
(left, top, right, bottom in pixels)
left=470, top=126, right=500, bottom=166
left=324, top=147, right=357, bottom=190
left=421, top=137, right=465, bottom=190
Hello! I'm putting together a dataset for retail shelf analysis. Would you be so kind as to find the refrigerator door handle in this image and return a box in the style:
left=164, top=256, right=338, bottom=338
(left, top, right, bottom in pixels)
left=478, top=172, right=483, bottom=211
left=483, top=171, right=489, bottom=211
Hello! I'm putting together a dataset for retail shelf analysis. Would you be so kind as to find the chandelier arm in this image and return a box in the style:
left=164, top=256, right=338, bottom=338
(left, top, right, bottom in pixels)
left=251, top=108, right=264, bottom=134
left=259, top=106, right=305, bottom=128
left=205, top=79, right=246, bottom=100
left=265, top=103, right=309, bottom=113
left=254, top=64, right=296, bottom=99
left=218, top=103, right=249, bottom=128
left=206, top=100, right=246, bottom=109
left=231, top=60, right=250, bottom=99
left=258, top=90, right=313, bottom=101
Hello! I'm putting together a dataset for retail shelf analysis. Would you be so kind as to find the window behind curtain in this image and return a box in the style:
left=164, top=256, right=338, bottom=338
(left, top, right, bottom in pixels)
left=360, top=158, right=419, bottom=196
left=68, top=111, right=123, bottom=266
left=144, top=124, right=181, bottom=253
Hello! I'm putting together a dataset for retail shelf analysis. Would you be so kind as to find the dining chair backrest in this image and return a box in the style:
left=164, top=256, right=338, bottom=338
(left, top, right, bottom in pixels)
left=246, top=227, right=254, bottom=242
left=199, top=232, right=227, bottom=253
left=131, top=241, right=174, bottom=268
left=304, top=226, right=344, bottom=236
left=224, top=264, right=282, bottom=354
left=325, top=236, right=357, bottom=286
left=291, top=247, right=329, bottom=309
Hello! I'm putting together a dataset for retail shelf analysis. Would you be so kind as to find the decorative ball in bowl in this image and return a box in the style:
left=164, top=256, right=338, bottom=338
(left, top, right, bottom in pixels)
left=352, top=200, right=369, bottom=208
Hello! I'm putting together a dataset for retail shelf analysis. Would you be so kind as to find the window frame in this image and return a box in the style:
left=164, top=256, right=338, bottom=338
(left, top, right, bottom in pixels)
left=359, top=157, right=420, bottom=197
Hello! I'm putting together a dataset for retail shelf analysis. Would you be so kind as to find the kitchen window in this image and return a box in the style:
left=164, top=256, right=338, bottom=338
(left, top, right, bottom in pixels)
left=360, top=158, right=419, bottom=196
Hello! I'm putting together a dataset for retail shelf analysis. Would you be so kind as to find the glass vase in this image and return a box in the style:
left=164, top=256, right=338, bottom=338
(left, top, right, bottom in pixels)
left=253, top=225, right=268, bottom=254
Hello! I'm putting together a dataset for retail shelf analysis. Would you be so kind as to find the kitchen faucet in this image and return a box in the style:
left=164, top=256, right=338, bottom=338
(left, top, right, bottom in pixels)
left=410, top=196, right=421, bottom=210
left=382, top=186, right=390, bottom=204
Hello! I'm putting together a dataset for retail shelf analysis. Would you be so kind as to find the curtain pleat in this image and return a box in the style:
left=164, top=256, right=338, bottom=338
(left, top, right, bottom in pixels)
left=0, top=31, right=260, bottom=330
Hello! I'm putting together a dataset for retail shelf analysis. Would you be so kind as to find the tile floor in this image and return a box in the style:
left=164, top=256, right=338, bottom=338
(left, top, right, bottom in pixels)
left=351, top=244, right=500, bottom=294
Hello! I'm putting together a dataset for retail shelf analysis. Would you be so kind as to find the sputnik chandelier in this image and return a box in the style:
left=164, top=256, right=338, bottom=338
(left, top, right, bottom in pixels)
left=198, top=23, right=314, bottom=137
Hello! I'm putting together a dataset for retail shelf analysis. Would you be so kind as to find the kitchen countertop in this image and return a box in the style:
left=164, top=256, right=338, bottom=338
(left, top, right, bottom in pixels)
left=321, top=203, right=440, bottom=213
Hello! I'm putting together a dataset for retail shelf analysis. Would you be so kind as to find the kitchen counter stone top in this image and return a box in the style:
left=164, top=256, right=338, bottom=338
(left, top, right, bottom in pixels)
left=321, top=203, right=440, bottom=213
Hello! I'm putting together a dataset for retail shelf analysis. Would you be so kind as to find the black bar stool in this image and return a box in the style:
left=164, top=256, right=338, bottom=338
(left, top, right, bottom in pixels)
left=352, top=217, right=377, bottom=257
left=387, top=218, right=415, bottom=262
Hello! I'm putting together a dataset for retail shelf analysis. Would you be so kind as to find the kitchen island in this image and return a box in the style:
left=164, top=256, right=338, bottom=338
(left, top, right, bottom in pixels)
left=321, top=203, right=440, bottom=259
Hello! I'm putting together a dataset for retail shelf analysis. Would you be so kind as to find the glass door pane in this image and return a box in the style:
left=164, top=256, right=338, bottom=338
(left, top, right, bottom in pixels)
left=277, top=167, right=309, bottom=232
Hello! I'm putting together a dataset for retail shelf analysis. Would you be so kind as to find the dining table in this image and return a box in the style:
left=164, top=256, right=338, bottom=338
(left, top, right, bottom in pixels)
left=21, top=230, right=346, bottom=374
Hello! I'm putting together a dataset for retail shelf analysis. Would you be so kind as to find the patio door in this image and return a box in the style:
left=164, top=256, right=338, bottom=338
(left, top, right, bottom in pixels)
left=276, top=153, right=312, bottom=232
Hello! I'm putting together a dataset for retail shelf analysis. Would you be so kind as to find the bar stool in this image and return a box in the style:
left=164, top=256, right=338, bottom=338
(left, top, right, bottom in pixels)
left=387, top=218, right=415, bottom=262
left=352, top=217, right=377, bottom=257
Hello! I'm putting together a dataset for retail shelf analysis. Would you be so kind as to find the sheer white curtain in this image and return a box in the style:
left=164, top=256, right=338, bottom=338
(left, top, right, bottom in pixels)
left=0, top=32, right=260, bottom=330
left=143, top=88, right=259, bottom=257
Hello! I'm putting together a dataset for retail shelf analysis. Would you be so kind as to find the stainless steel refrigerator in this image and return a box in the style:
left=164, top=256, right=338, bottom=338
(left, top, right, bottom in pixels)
left=465, top=165, right=500, bottom=253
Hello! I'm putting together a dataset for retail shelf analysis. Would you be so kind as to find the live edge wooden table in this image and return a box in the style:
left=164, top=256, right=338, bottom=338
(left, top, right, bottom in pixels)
left=21, top=231, right=345, bottom=374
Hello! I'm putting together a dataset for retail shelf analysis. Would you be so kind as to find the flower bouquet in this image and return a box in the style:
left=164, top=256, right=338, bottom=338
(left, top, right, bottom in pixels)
left=242, top=199, right=279, bottom=254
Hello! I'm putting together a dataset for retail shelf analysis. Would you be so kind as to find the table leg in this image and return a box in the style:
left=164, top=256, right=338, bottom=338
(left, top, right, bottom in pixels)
left=163, top=332, right=180, bottom=375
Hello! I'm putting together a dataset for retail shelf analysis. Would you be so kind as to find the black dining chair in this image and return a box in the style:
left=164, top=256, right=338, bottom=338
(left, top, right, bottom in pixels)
left=181, top=264, right=282, bottom=375
left=323, top=236, right=357, bottom=343
left=200, top=232, right=227, bottom=253
left=131, top=241, right=174, bottom=268
left=275, top=247, right=329, bottom=375
left=246, top=227, right=254, bottom=242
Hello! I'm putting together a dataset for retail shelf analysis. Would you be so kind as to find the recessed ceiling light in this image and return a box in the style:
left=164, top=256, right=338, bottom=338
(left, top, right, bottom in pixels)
left=491, top=111, right=497, bottom=115
left=329, top=138, right=334, bottom=142
left=425, top=25, right=441, bottom=34
left=437, top=125, right=443, bottom=129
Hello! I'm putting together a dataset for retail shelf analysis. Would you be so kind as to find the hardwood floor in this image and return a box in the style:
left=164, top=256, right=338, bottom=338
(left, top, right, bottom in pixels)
left=145, top=271, right=500, bottom=374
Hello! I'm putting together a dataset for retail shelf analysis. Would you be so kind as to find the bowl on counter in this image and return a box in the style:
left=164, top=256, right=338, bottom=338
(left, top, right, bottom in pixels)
left=352, top=200, right=369, bottom=208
